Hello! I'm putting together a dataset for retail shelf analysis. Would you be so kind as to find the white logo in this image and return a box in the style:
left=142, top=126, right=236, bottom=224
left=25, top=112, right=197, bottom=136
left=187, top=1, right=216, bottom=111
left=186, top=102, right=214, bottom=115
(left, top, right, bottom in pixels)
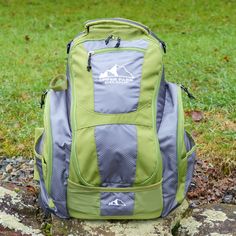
left=108, top=198, right=126, bottom=207
left=99, top=64, right=134, bottom=85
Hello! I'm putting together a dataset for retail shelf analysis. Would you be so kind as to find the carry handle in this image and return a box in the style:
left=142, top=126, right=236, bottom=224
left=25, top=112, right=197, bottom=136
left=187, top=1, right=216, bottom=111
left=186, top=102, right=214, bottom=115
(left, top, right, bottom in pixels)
left=84, top=18, right=150, bottom=36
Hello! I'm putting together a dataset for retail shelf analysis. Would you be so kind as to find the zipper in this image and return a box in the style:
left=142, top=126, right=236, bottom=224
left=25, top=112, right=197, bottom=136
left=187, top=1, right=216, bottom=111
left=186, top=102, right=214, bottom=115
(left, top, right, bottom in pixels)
left=68, top=178, right=163, bottom=192
left=66, top=31, right=86, bottom=54
left=105, top=35, right=114, bottom=45
left=85, top=18, right=166, bottom=53
left=40, top=90, right=48, bottom=108
left=105, top=35, right=121, bottom=48
left=87, top=47, right=146, bottom=72
left=85, top=18, right=150, bottom=34
left=180, top=85, right=196, bottom=99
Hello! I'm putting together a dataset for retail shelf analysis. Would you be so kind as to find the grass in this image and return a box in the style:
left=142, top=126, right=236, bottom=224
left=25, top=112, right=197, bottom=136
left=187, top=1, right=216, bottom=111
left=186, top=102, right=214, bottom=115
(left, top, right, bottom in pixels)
left=0, top=0, right=235, bottom=173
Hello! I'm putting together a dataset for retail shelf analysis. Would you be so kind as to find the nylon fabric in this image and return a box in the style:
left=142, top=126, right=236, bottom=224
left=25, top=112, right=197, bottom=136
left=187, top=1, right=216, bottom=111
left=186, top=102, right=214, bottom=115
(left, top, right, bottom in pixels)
left=95, top=124, right=137, bottom=216
left=88, top=50, right=145, bottom=113
left=158, top=82, right=179, bottom=217
left=49, top=90, right=72, bottom=218
left=83, top=39, right=148, bottom=51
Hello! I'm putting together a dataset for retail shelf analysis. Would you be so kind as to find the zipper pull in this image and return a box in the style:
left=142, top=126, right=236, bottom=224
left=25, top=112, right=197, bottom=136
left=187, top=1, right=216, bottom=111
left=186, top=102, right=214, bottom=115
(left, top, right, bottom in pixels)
left=87, top=51, right=94, bottom=72
left=160, top=41, right=166, bottom=54
left=180, top=85, right=196, bottom=99
left=67, top=40, right=72, bottom=54
left=40, top=90, right=48, bottom=108
left=105, top=35, right=113, bottom=45
left=115, top=37, right=121, bottom=48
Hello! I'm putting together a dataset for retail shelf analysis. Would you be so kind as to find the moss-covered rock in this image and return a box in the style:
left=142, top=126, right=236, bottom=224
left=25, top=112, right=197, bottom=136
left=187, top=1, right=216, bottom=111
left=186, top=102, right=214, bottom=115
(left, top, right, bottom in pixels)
left=51, top=200, right=190, bottom=236
left=177, top=204, right=236, bottom=236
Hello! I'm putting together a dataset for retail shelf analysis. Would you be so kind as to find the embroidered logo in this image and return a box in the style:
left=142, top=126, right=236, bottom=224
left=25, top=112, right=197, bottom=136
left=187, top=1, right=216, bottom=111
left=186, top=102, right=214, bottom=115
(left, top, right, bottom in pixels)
left=99, top=64, right=134, bottom=85
left=108, top=198, right=126, bottom=207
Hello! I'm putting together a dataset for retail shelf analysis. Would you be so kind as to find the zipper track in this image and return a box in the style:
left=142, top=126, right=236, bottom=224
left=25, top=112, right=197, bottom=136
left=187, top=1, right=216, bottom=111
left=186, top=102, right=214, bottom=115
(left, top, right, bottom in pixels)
left=68, top=178, right=163, bottom=192
left=84, top=18, right=166, bottom=53
left=85, top=18, right=150, bottom=34
left=89, top=47, right=146, bottom=55
left=87, top=47, right=146, bottom=72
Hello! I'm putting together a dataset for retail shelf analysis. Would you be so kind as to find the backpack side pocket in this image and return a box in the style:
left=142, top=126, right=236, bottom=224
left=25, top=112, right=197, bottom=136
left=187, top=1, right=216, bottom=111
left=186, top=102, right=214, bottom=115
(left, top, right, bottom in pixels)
left=158, top=82, right=196, bottom=217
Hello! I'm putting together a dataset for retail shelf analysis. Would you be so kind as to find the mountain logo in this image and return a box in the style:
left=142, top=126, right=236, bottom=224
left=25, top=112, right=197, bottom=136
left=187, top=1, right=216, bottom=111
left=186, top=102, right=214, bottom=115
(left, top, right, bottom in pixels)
left=99, top=64, right=134, bottom=85
left=108, top=198, right=126, bottom=207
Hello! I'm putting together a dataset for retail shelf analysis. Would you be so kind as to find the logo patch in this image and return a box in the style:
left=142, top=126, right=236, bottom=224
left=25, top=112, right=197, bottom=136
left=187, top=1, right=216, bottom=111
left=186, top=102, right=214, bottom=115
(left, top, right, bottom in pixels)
left=108, top=198, right=126, bottom=207
left=99, top=64, right=134, bottom=85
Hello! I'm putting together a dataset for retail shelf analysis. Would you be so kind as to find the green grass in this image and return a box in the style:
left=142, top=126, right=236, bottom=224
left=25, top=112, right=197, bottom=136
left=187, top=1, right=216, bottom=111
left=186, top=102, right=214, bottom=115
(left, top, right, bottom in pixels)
left=0, top=0, right=235, bottom=172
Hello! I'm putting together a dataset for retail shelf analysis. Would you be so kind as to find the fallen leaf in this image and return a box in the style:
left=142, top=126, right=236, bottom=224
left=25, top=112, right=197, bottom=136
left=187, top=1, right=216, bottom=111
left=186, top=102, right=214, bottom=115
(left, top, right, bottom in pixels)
left=25, top=35, right=30, bottom=41
left=223, top=55, right=230, bottom=62
left=191, top=111, right=204, bottom=122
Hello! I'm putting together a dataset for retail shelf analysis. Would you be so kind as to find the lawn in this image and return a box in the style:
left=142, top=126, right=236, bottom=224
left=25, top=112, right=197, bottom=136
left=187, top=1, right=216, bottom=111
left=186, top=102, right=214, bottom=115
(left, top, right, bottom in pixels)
left=0, top=0, right=235, bottom=173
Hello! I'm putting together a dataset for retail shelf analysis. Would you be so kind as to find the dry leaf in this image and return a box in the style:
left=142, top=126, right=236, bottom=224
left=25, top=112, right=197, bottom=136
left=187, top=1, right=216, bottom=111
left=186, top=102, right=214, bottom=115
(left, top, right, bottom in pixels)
left=191, top=111, right=204, bottom=122
left=25, top=35, right=30, bottom=41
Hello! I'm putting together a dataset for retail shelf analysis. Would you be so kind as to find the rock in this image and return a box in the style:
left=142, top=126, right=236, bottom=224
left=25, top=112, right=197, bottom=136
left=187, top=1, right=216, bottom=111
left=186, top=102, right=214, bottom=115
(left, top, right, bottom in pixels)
left=51, top=200, right=190, bottom=236
left=223, top=194, right=233, bottom=204
left=177, top=203, right=236, bottom=236
left=6, top=164, right=13, bottom=173
left=0, top=185, right=43, bottom=235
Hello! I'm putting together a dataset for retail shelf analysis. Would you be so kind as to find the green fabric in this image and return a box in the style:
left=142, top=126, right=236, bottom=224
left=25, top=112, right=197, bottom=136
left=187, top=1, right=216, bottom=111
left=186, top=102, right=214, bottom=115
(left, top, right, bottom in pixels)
left=84, top=19, right=150, bottom=36
left=67, top=179, right=163, bottom=219
left=68, top=38, right=163, bottom=186
left=176, top=87, right=188, bottom=203
left=43, top=92, right=53, bottom=193
left=69, top=127, right=101, bottom=186
left=49, top=74, right=67, bottom=91
left=33, top=127, right=44, bottom=181
left=92, top=47, right=146, bottom=55
left=66, top=23, right=165, bottom=218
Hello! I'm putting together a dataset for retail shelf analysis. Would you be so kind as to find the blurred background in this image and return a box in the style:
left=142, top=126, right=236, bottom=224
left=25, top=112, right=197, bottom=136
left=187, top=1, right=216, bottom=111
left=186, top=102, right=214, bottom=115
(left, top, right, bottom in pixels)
left=0, top=0, right=235, bottom=176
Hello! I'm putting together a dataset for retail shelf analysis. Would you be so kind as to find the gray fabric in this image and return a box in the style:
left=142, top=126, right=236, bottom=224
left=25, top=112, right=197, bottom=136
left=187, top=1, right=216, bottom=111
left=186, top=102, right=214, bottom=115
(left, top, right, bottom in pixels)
left=95, top=124, right=137, bottom=216
left=184, top=131, right=196, bottom=194
left=158, top=82, right=179, bottom=217
left=49, top=89, right=72, bottom=218
left=92, top=51, right=144, bottom=113
left=83, top=39, right=148, bottom=52
left=101, top=192, right=134, bottom=216
left=185, top=152, right=196, bottom=194
left=95, top=125, right=137, bottom=186
left=35, top=132, right=45, bottom=155
left=36, top=158, right=56, bottom=214
left=156, top=67, right=166, bottom=131
left=83, top=41, right=145, bottom=114
left=184, top=131, right=195, bottom=152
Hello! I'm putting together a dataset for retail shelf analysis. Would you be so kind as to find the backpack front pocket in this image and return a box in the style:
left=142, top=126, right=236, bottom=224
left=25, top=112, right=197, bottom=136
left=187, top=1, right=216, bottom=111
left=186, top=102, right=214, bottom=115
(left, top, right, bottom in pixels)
left=67, top=178, right=163, bottom=219
left=69, top=123, right=158, bottom=187
left=87, top=47, right=146, bottom=114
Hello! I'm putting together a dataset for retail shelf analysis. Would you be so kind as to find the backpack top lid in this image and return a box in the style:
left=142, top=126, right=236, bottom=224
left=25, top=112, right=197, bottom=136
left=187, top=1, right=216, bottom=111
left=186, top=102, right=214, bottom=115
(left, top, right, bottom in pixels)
left=82, top=18, right=166, bottom=53
left=84, top=18, right=150, bottom=35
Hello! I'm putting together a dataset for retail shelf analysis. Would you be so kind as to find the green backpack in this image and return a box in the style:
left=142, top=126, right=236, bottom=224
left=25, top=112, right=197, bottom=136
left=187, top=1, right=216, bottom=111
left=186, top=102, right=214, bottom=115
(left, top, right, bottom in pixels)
left=34, top=18, right=196, bottom=219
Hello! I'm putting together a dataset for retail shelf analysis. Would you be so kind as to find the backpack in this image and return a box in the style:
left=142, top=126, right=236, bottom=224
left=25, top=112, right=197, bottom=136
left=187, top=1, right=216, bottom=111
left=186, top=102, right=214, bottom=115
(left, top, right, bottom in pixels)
left=34, top=18, right=196, bottom=219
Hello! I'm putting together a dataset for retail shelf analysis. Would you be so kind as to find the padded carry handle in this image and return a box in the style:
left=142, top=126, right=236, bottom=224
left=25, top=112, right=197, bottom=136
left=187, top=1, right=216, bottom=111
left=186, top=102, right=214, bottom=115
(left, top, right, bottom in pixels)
left=49, top=74, right=67, bottom=91
left=84, top=18, right=150, bottom=35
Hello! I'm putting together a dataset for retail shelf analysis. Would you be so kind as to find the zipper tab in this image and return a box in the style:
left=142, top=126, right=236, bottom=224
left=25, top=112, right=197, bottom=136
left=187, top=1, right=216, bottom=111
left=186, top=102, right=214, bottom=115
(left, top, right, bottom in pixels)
left=160, top=41, right=166, bottom=54
left=40, top=90, right=48, bottom=108
left=180, top=85, right=196, bottom=99
left=67, top=40, right=73, bottom=54
left=87, top=51, right=94, bottom=72
left=115, top=37, right=121, bottom=48
left=105, top=35, right=113, bottom=45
